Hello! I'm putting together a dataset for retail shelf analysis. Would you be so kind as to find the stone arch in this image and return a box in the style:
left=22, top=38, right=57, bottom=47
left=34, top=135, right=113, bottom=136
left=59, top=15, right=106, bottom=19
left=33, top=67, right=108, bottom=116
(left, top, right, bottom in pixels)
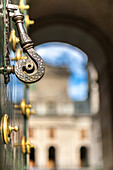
left=30, top=16, right=113, bottom=168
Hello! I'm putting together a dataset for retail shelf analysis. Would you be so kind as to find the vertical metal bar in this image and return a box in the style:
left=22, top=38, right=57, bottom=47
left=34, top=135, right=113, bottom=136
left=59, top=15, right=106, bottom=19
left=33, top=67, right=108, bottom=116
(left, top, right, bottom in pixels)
left=24, top=84, right=28, bottom=170
left=23, top=0, right=29, bottom=168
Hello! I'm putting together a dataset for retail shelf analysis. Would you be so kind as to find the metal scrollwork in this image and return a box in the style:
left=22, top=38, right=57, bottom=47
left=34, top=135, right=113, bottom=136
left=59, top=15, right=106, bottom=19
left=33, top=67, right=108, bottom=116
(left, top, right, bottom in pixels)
left=0, top=3, right=44, bottom=84
left=14, top=49, right=44, bottom=83
left=12, top=9, right=45, bottom=83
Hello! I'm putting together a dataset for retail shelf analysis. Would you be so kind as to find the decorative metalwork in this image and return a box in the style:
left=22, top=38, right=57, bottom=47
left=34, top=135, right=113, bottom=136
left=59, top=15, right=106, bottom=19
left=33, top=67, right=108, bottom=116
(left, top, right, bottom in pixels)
left=25, top=108, right=35, bottom=119
left=0, top=114, right=19, bottom=144
left=0, top=3, right=45, bottom=84
left=14, top=99, right=35, bottom=118
left=11, top=49, right=27, bottom=61
left=9, top=29, right=20, bottom=51
left=14, top=136, right=34, bottom=154
left=25, top=15, right=34, bottom=28
left=12, top=8, right=45, bottom=83
left=18, top=0, right=30, bottom=13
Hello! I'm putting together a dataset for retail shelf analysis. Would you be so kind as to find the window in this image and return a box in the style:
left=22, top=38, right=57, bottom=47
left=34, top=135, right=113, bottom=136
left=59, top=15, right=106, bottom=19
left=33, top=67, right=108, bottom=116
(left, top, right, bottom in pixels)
left=48, top=101, right=55, bottom=114
left=29, top=128, right=33, bottom=138
left=49, top=128, right=55, bottom=138
left=80, top=146, right=89, bottom=167
left=80, top=129, right=87, bottom=139
left=30, top=148, right=35, bottom=167
left=47, top=146, right=56, bottom=168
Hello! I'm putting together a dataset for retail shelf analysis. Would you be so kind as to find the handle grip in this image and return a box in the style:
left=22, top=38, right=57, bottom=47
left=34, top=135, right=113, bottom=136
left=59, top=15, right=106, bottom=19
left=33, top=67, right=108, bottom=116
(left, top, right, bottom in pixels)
left=12, top=9, right=45, bottom=83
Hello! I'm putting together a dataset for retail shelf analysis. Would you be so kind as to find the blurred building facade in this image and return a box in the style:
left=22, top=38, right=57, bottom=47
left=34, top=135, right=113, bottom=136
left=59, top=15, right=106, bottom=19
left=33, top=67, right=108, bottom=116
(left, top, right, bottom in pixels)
left=28, top=63, right=103, bottom=169
left=28, top=1, right=113, bottom=169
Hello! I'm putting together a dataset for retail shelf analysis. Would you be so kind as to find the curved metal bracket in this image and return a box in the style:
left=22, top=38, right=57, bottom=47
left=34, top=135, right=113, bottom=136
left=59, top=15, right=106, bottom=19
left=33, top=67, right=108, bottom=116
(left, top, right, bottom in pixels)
left=12, top=9, right=45, bottom=83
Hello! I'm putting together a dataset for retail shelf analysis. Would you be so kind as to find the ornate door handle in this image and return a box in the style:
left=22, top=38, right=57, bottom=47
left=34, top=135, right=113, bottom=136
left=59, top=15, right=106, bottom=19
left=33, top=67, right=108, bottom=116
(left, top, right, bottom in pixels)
left=12, top=9, right=45, bottom=83
left=0, top=3, right=45, bottom=84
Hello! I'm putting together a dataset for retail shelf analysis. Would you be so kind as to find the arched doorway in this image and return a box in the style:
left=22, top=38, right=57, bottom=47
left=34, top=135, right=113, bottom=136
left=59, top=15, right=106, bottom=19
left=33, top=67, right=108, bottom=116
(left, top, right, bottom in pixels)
left=30, top=18, right=113, bottom=168
left=48, top=146, right=56, bottom=168
left=80, top=146, right=89, bottom=167
left=30, top=147, right=35, bottom=168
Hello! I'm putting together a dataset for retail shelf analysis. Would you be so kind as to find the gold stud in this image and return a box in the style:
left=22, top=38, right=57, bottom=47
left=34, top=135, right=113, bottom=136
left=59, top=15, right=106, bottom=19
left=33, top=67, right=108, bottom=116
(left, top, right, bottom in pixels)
left=9, top=29, right=20, bottom=51
left=25, top=15, right=34, bottom=28
left=18, top=0, right=30, bottom=13
left=11, top=49, right=27, bottom=61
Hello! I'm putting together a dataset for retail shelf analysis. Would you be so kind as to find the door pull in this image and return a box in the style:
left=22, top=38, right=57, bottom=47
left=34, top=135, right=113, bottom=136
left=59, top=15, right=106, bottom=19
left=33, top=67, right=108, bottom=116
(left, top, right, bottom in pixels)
left=0, top=3, right=45, bottom=84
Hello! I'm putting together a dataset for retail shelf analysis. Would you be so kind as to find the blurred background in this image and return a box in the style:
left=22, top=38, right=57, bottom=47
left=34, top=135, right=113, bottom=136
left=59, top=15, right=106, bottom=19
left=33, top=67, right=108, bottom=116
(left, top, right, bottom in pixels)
left=26, top=0, right=113, bottom=170
left=28, top=43, right=102, bottom=170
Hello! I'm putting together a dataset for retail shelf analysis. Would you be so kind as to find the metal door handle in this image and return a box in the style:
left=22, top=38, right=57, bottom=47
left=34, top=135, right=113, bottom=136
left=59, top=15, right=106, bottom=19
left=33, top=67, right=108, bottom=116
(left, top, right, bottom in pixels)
left=0, top=3, right=44, bottom=84
left=12, top=9, right=45, bottom=83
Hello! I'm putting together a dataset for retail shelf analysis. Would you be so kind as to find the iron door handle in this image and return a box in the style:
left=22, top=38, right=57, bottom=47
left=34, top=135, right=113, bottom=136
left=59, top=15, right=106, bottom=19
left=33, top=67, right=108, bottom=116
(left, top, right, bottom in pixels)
left=12, top=9, right=45, bottom=83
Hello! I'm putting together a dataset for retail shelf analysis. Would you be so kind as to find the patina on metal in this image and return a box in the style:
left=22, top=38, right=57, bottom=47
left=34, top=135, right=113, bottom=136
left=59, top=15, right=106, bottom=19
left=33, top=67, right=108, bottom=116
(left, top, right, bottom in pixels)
left=0, top=2, right=45, bottom=84
left=12, top=9, right=45, bottom=83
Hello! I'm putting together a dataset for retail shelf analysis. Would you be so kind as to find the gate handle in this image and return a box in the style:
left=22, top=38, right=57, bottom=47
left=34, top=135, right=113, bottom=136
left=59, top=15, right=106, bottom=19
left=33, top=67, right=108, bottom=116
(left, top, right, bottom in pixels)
left=12, top=9, right=45, bottom=83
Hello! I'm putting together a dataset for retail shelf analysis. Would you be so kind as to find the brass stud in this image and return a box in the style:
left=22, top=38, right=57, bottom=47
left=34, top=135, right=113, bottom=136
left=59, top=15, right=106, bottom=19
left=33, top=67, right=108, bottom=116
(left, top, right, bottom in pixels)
left=18, top=0, right=30, bottom=13
left=25, top=15, right=34, bottom=28
left=14, top=136, right=34, bottom=154
left=26, top=108, right=35, bottom=119
left=11, top=49, right=27, bottom=61
left=9, top=29, right=20, bottom=51
left=14, top=99, right=34, bottom=118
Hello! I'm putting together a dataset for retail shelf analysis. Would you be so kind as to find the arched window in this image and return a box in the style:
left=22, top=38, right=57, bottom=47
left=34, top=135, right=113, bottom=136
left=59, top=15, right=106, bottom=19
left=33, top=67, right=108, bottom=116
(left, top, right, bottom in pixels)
left=48, top=146, right=56, bottom=168
left=30, top=147, right=35, bottom=167
left=80, top=146, right=89, bottom=167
